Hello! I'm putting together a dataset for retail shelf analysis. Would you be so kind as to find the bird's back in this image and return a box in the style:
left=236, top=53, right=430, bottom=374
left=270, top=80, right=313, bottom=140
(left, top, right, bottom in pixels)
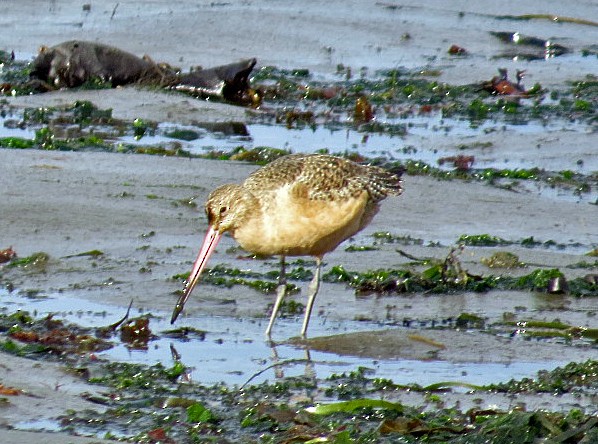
left=244, top=153, right=402, bottom=203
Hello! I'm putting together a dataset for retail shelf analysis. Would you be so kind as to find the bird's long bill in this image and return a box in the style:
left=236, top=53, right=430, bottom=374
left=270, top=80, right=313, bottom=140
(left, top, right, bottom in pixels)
left=170, top=226, right=222, bottom=324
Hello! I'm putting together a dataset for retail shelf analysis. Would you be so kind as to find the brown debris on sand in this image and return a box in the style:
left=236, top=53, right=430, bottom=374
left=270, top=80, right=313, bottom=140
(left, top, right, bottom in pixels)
left=481, top=68, right=529, bottom=97
left=29, top=40, right=257, bottom=104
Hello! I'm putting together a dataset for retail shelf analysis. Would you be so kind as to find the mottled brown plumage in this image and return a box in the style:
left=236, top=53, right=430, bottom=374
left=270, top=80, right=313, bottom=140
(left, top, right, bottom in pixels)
left=244, top=154, right=401, bottom=201
left=171, top=153, right=403, bottom=337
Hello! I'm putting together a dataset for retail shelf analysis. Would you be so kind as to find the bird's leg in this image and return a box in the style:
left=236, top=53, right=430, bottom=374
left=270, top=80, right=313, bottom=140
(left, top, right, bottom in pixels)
left=266, top=256, right=286, bottom=337
left=301, top=256, right=322, bottom=338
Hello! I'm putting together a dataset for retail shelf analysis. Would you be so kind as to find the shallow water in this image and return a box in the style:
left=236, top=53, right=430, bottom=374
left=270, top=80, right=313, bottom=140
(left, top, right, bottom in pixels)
left=115, top=114, right=598, bottom=206
left=2, top=289, right=573, bottom=389
left=122, top=115, right=597, bottom=174
left=2, top=97, right=596, bottom=174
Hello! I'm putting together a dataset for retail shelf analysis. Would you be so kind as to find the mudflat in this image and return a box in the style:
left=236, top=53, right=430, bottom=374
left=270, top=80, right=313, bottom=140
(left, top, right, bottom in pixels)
left=0, top=0, right=596, bottom=441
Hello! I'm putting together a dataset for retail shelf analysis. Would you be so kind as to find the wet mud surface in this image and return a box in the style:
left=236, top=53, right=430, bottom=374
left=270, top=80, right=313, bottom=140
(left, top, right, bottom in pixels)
left=0, top=0, right=597, bottom=442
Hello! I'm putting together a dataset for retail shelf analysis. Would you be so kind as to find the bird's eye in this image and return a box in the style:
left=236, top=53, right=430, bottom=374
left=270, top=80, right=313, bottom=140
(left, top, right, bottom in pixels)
left=219, top=206, right=228, bottom=215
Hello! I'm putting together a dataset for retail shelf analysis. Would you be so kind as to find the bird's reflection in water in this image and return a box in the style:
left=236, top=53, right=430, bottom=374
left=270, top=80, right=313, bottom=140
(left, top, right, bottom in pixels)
left=167, top=339, right=317, bottom=394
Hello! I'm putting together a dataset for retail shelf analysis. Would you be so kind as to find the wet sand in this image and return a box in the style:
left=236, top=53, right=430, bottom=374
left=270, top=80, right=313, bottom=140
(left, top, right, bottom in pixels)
left=2, top=148, right=595, bottom=316
left=3, top=0, right=597, bottom=87
left=1, top=0, right=597, bottom=441
left=1, top=146, right=595, bottom=436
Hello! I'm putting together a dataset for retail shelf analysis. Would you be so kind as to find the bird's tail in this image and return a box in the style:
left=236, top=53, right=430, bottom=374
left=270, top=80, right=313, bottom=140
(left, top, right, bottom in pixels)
left=364, top=164, right=404, bottom=201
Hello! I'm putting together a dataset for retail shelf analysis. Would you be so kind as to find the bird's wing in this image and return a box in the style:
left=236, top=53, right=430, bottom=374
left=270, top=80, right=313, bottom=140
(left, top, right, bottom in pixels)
left=244, top=154, right=402, bottom=202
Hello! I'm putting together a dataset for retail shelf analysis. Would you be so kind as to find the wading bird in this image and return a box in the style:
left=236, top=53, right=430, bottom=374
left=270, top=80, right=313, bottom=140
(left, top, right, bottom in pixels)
left=170, top=153, right=402, bottom=337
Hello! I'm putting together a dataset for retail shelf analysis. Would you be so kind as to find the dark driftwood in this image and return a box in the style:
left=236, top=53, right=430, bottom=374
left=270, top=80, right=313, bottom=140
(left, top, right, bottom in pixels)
left=29, top=40, right=256, bottom=103
left=176, top=58, right=256, bottom=102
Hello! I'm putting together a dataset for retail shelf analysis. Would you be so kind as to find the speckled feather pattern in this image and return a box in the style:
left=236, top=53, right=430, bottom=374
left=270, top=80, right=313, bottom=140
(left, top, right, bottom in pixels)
left=244, top=154, right=402, bottom=203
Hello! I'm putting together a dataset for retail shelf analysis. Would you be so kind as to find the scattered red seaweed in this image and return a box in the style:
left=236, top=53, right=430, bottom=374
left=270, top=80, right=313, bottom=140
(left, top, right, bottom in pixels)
left=481, top=68, right=529, bottom=96
left=0, top=246, right=16, bottom=264
left=354, top=95, right=374, bottom=122
left=147, top=427, right=176, bottom=444
left=0, top=384, right=22, bottom=396
left=438, top=155, right=475, bottom=171
left=120, top=317, right=152, bottom=349
left=448, top=44, right=468, bottom=55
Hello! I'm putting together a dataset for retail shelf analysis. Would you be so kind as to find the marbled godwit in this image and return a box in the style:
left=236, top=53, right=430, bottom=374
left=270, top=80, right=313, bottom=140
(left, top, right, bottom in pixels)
left=170, top=153, right=403, bottom=337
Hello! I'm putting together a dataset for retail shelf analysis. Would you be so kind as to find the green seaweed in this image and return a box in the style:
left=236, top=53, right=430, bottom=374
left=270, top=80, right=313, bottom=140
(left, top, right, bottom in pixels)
left=173, top=264, right=301, bottom=295
left=70, top=100, right=113, bottom=125
left=0, top=338, right=48, bottom=356
left=371, top=232, right=426, bottom=246
left=488, top=360, right=598, bottom=394
left=514, top=268, right=563, bottom=289
left=344, top=244, right=379, bottom=252
left=567, top=259, right=598, bottom=268
left=88, top=361, right=187, bottom=390
left=187, top=402, right=216, bottom=423
left=456, top=312, right=486, bottom=329
left=499, top=318, right=598, bottom=341
left=132, top=118, right=149, bottom=140
left=128, top=144, right=193, bottom=157
left=395, top=158, right=596, bottom=197
left=228, top=146, right=291, bottom=164
left=62, top=249, right=104, bottom=258
left=458, top=234, right=510, bottom=247
left=495, top=14, right=598, bottom=27
left=323, top=260, right=597, bottom=297
left=6, top=252, right=50, bottom=268
left=165, top=129, right=200, bottom=141
left=306, top=398, right=403, bottom=415
left=0, top=137, right=35, bottom=149
left=481, top=252, right=526, bottom=268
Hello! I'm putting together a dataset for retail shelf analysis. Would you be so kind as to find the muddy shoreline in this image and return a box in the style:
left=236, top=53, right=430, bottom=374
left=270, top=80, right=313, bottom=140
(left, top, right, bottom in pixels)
left=1, top=0, right=597, bottom=442
left=3, top=0, right=597, bottom=87
left=1, top=146, right=596, bottom=439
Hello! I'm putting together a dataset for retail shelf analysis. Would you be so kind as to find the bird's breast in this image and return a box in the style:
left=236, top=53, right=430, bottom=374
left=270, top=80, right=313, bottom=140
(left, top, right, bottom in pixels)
left=232, top=187, right=374, bottom=257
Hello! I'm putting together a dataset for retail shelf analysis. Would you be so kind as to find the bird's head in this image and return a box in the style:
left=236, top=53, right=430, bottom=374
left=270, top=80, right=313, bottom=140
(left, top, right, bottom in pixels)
left=205, top=184, right=254, bottom=234
left=170, top=183, right=256, bottom=325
